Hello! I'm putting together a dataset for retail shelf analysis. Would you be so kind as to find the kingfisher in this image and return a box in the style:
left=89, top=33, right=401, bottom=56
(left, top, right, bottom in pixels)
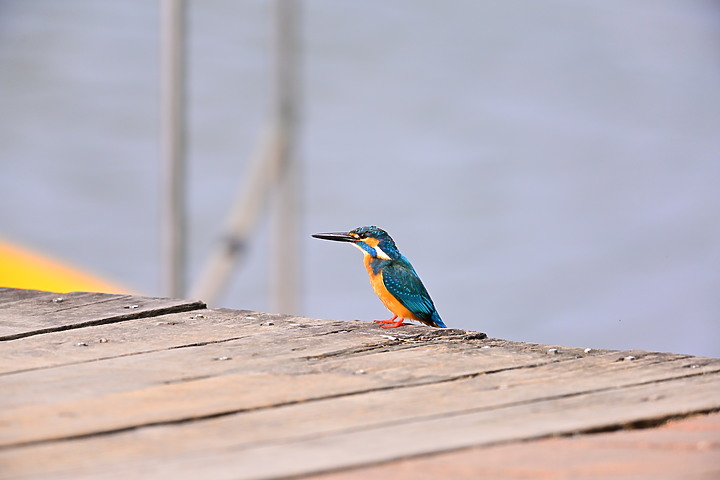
left=312, top=226, right=446, bottom=329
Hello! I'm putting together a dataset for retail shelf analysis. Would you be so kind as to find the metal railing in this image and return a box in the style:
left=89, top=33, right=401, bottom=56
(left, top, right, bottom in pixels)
left=161, top=0, right=301, bottom=313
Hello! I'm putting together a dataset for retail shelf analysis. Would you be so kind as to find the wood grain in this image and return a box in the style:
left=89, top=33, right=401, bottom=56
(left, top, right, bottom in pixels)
left=1, top=366, right=717, bottom=480
left=0, top=288, right=717, bottom=480
left=0, top=290, right=205, bottom=340
left=0, top=288, right=51, bottom=304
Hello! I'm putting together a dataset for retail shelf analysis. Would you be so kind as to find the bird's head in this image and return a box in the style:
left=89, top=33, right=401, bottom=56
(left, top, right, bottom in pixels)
left=312, top=226, right=400, bottom=260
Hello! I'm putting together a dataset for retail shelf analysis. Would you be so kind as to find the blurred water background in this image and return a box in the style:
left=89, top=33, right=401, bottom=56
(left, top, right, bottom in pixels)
left=1, top=1, right=718, bottom=357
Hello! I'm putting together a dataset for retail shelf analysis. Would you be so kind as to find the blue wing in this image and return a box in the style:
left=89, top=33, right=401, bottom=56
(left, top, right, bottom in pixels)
left=382, top=257, right=446, bottom=328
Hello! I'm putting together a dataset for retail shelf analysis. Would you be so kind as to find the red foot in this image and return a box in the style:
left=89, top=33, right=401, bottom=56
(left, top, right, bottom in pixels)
left=380, top=318, right=407, bottom=329
left=374, top=315, right=398, bottom=324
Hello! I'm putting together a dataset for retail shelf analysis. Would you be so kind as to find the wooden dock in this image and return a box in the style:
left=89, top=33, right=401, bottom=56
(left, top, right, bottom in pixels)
left=1, top=287, right=718, bottom=479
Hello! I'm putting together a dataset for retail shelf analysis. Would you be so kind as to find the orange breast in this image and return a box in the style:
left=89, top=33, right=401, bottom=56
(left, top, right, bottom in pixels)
left=363, top=255, right=419, bottom=321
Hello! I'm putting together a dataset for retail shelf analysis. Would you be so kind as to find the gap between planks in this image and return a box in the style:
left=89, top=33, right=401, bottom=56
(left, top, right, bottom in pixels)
left=1, top=351, right=716, bottom=450
left=0, top=350, right=583, bottom=449
left=1, top=368, right=718, bottom=480
left=0, top=291, right=206, bottom=341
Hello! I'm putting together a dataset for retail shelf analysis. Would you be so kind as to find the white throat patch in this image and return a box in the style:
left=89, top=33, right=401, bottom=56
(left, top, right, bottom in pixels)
left=352, top=243, right=392, bottom=260
left=374, top=246, right=392, bottom=260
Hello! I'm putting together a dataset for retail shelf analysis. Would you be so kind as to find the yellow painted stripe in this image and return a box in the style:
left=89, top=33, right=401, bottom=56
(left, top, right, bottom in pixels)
left=0, top=240, right=132, bottom=294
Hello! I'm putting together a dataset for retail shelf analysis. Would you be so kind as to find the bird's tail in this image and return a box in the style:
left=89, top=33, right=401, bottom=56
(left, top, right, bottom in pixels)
left=430, top=311, right=447, bottom=328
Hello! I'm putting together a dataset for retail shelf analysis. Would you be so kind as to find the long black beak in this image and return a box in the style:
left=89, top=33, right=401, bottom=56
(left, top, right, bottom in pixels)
left=312, top=232, right=357, bottom=242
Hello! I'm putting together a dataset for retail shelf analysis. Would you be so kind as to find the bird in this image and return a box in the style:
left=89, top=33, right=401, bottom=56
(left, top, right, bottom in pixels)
left=312, top=226, right=446, bottom=329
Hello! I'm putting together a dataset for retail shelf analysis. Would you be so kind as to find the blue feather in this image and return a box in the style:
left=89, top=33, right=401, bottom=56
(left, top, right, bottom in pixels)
left=382, top=256, right=446, bottom=328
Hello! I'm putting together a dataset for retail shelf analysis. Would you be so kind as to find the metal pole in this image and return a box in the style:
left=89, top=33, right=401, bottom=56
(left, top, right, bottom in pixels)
left=160, top=0, right=187, bottom=298
left=270, top=0, right=301, bottom=314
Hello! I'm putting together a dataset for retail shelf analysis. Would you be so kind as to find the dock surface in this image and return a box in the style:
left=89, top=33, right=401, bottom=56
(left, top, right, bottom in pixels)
left=1, top=287, right=718, bottom=479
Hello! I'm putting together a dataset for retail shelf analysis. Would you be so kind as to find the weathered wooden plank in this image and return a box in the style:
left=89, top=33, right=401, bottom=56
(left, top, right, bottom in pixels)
left=0, top=287, right=50, bottom=305
left=0, top=289, right=716, bottom=480
left=0, top=306, right=592, bottom=448
left=1, top=335, right=717, bottom=449
left=304, top=412, right=720, bottom=480
left=0, top=291, right=206, bottom=340
left=0, top=308, right=517, bottom=413
left=239, top=373, right=717, bottom=480
left=0, top=308, right=327, bottom=374
left=1, top=370, right=717, bottom=480
left=0, top=334, right=566, bottom=445
left=0, top=317, right=438, bottom=409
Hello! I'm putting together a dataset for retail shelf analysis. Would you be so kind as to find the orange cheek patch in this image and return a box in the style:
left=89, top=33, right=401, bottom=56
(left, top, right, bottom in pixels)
left=364, top=238, right=379, bottom=248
